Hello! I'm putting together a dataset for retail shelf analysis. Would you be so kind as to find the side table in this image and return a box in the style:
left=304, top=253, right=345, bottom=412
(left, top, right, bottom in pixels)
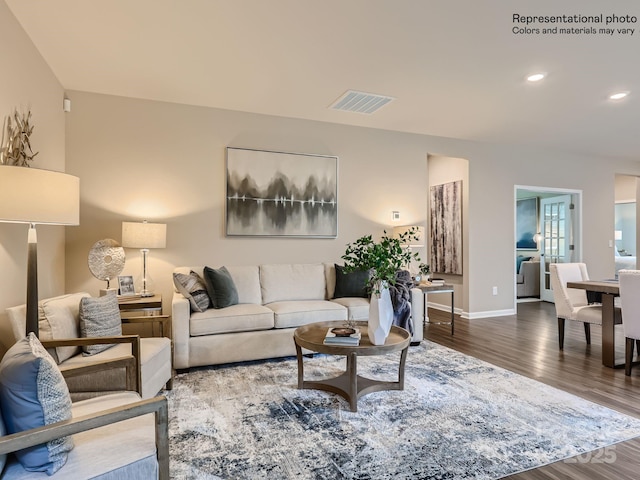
left=118, top=294, right=173, bottom=390
left=118, top=294, right=169, bottom=338
left=417, top=283, right=455, bottom=335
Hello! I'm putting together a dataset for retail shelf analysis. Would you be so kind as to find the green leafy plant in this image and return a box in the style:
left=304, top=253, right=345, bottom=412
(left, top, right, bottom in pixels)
left=342, top=227, right=421, bottom=296
left=418, top=263, right=431, bottom=276
left=0, top=109, right=38, bottom=167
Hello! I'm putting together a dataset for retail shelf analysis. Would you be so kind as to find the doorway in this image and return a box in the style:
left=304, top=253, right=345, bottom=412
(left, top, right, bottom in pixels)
left=515, top=186, right=582, bottom=304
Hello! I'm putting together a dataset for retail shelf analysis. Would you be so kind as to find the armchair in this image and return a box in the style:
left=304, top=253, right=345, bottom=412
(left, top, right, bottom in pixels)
left=0, top=334, right=169, bottom=479
left=4, top=292, right=172, bottom=400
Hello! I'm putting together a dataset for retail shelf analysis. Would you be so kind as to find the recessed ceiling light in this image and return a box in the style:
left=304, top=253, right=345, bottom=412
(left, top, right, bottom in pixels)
left=526, top=73, right=546, bottom=82
left=609, top=92, right=629, bottom=100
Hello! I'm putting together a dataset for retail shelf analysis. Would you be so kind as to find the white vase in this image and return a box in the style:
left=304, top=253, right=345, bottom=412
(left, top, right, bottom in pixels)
left=368, top=283, right=394, bottom=345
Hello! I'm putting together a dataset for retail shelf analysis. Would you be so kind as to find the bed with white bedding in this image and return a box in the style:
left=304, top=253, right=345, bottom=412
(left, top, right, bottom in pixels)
left=615, top=250, right=636, bottom=276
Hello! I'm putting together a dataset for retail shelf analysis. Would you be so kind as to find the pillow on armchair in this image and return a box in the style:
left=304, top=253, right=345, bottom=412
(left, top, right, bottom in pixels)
left=79, top=293, right=123, bottom=355
left=0, top=333, right=74, bottom=474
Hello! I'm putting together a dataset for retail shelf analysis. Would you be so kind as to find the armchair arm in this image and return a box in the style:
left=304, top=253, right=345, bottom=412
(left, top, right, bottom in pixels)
left=172, top=292, right=191, bottom=369
left=0, top=395, right=170, bottom=480
left=410, top=287, right=424, bottom=343
left=41, top=336, right=142, bottom=396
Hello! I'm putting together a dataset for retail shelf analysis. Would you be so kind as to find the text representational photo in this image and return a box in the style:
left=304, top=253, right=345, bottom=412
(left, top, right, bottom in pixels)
left=226, top=147, right=338, bottom=237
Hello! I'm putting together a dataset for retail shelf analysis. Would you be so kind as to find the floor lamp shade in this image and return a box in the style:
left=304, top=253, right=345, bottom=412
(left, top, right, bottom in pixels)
left=0, top=166, right=80, bottom=336
left=122, top=221, right=167, bottom=297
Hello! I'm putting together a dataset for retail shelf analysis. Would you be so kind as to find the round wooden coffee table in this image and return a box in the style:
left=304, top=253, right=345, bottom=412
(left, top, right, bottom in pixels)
left=293, top=321, right=411, bottom=412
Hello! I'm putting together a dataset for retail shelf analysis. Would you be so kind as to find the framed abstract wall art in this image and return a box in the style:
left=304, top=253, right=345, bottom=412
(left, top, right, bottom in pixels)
left=430, top=180, right=463, bottom=275
left=226, top=147, right=338, bottom=237
left=516, top=197, right=538, bottom=250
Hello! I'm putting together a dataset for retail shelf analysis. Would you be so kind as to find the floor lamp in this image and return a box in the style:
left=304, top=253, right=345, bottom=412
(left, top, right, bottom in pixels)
left=0, top=166, right=80, bottom=336
left=121, top=220, right=167, bottom=297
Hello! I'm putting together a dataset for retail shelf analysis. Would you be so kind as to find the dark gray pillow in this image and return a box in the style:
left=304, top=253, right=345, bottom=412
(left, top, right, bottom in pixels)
left=173, top=271, right=211, bottom=312
left=333, top=264, right=370, bottom=298
left=79, top=294, right=122, bottom=355
left=203, top=266, right=239, bottom=309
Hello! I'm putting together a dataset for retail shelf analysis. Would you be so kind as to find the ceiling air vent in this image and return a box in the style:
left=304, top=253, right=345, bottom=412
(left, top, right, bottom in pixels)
left=329, top=90, right=394, bottom=115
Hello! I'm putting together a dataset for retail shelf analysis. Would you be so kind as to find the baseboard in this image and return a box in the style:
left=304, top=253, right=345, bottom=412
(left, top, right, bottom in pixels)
left=464, top=309, right=516, bottom=319
left=427, top=302, right=515, bottom=320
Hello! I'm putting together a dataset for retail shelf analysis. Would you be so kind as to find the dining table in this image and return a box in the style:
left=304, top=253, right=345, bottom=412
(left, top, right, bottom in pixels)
left=566, top=279, right=623, bottom=368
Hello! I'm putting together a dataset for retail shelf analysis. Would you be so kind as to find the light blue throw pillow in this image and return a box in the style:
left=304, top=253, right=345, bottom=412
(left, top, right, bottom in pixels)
left=0, top=333, right=74, bottom=474
left=0, top=412, right=5, bottom=474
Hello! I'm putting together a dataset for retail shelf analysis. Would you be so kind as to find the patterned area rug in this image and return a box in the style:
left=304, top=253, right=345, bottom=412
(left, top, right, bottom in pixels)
left=167, top=341, right=640, bottom=479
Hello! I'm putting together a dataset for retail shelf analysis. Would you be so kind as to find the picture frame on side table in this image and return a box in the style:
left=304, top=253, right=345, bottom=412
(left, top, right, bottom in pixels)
left=225, top=147, right=338, bottom=237
left=117, top=275, right=136, bottom=296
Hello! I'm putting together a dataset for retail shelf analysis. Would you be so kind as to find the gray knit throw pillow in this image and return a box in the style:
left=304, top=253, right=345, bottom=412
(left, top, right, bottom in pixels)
left=79, top=294, right=122, bottom=355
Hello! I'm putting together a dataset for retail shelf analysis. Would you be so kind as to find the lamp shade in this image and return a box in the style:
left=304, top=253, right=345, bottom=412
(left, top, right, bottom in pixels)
left=122, top=221, right=167, bottom=249
left=0, top=166, right=79, bottom=225
left=392, top=225, right=425, bottom=247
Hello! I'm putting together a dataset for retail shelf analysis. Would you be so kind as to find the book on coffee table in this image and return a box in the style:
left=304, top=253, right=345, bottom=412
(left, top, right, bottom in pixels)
left=323, top=327, right=361, bottom=346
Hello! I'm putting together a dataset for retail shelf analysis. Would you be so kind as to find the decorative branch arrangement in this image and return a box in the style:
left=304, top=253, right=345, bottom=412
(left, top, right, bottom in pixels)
left=0, top=109, right=38, bottom=166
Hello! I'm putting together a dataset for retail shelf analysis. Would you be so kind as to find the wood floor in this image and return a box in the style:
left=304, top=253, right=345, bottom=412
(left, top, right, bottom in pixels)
left=424, top=301, right=640, bottom=480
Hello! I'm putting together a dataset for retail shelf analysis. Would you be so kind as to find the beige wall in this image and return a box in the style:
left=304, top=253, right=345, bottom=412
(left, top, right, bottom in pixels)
left=0, top=2, right=67, bottom=354
left=4, top=0, right=640, bottom=324
left=64, top=90, right=640, bottom=318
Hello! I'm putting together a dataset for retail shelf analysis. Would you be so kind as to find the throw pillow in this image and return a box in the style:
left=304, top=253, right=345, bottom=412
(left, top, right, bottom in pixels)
left=333, top=264, right=370, bottom=298
left=38, top=293, right=89, bottom=364
left=0, top=333, right=74, bottom=475
left=516, top=255, right=532, bottom=273
left=0, top=411, right=5, bottom=474
left=173, top=271, right=211, bottom=312
left=79, top=294, right=122, bottom=355
left=203, top=266, right=239, bottom=309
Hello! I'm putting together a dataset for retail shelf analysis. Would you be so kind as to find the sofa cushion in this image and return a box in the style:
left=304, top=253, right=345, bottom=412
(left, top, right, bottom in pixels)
left=0, top=333, right=74, bottom=475
left=79, top=294, right=122, bottom=355
left=331, top=297, right=370, bottom=320
left=190, top=304, right=275, bottom=336
left=261, top=264, right=326, bottom=304
left=225, top=265, right=262, bottom=304
left=267, top=300, right=347, bottom=328
left=173, top=271, right=211, bottom=312
left=204, top=266, right=240, bottom=309
left=333, top=264, right=370, bottom=298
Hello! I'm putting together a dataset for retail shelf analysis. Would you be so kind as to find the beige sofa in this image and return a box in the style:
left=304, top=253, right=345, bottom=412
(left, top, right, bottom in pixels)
left=172, top=263, right=425, bottom=369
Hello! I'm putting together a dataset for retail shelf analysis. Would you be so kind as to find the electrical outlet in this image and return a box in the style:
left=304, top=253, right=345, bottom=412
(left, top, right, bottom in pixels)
left=492, top=286, right=498, bottom=296
left=392, top=211, right=400, bottom=221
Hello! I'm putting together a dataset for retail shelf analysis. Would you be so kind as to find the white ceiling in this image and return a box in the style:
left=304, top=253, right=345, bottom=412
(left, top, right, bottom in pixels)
left=7, top=0, right=640, bottom=159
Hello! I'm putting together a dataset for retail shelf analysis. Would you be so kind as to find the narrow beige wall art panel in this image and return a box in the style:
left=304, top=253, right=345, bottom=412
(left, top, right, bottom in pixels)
left=430, top=180, right=462, bottom=275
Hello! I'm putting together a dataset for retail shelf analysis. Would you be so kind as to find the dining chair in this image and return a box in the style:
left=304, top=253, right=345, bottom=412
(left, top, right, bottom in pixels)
left=549, top=263, right=603, bottom=350
left=616, top=269, right=640, bottom=375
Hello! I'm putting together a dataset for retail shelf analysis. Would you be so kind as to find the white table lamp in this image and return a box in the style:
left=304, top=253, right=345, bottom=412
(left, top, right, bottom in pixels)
left=392, top=225, right=425, bottom=247
left=0, top=166, right=80, bottom=336
left=122, top=220, right=166, bottom=297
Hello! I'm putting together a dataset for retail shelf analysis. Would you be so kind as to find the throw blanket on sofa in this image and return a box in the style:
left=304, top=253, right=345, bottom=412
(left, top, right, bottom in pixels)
left=389, top=270, right=414, bottom=336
